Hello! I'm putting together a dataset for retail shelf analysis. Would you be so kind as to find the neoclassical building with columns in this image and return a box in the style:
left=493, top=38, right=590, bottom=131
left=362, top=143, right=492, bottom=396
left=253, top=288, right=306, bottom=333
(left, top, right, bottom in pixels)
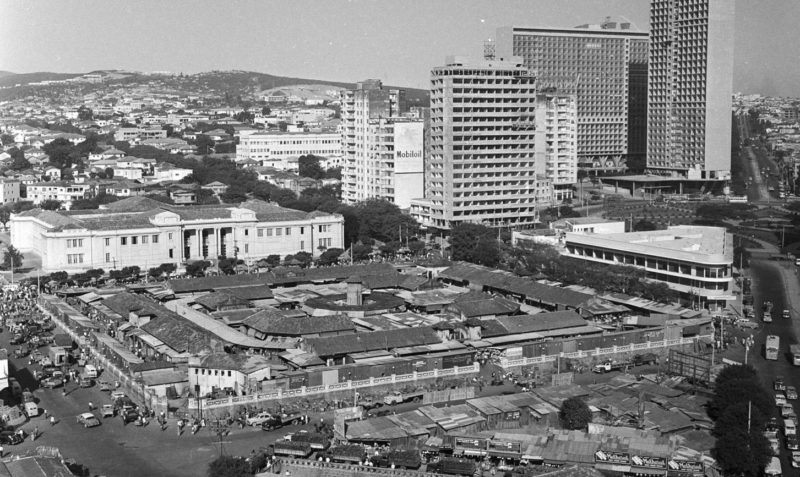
left=10, top=196, right=344, bottom=273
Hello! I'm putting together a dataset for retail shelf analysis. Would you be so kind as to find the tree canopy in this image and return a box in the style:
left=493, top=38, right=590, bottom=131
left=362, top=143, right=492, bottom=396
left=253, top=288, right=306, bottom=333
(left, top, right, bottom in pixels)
left=559, top=396, right=592, bottom=430
left=450, top=223, right=500, bottom=267
left=2, top=245, right=23, bottom=270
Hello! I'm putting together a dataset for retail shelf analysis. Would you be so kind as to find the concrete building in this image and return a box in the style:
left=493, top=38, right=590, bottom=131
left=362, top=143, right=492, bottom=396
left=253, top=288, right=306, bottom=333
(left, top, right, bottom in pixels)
left=0, top=179, right=20, bottom=204
left=189, top=353, right=272, bottom=396
left=25, top=181, right=94, bottom=208
left=411, top=56, right=576, bottom=230
left=646, top=0, right=735, bottom=178
left=341, top=80, right=423, bottom=208
left=563, top=225, right=735, bottom=309
left=235, top=131, right=341, bottom=170
left=10, top=196, right=344, bottom=273
left=496, top=18, right=649, bottom=173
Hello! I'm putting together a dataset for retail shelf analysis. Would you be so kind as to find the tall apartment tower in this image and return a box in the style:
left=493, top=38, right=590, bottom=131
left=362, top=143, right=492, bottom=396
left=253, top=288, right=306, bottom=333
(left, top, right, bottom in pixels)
left=647, top=0, right=735, bottom=178
left=341, top=80, right=425, bottom=208
left=410, top=56, right=576, bottom=230
left=496, top=19, right=649, bottom=174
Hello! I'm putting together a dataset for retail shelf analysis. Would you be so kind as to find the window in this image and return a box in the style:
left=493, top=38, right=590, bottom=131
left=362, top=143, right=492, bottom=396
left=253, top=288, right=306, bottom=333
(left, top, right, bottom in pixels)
left=105, top=253, right=110, bottom=263
left=285, top=227, right=291, bottom=236
left=245, top=229, right=249, bottom=236
left=152, top=235, right=159, bottom=243
left=257, top=228, right=263, bottom=237
left=67, top=253, right=84, bottom=264
left=300, top=240, right=304, bottom=249
left=214, top=370, right=218, bottom=376
left=276, top=228, right=282, bottom=236
left=104, top=238, right=110, bottom=247
left=142, top=235, right=148, bottom=244
left=121, top=237, right=127, bottom=246
left=195, top=369, right=198, bottom=375
left=168, top=233, right=173, bottom=240
left=318, top=225, right=329, bottom=233
left=245, top=244, right=249, bottom=253
left=168, top=249, right=173, bottom=259
left=227, top=371, right=231, bottom=377
left=66, top=239, right=83, bottom=248
left=131, top=236, right=138, bottom=245
left=266, top=228, right=273, bottom=237
left=300, top=227, right=305, bottom=234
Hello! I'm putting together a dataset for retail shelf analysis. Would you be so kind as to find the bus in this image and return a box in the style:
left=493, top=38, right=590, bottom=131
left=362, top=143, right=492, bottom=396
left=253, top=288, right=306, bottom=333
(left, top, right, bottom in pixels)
left=766, top=335, right=780, bottom=361
left=765, top=456, right=782, bottom=477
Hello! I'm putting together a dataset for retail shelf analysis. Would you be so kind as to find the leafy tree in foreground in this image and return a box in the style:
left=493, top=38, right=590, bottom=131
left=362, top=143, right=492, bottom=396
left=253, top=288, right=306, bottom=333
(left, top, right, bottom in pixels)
left=39, top=199, right=62, bottom=211
left=559, top=396, right=592, bottom=430
left=207, top=455, right=251, bottom=477
left=186, top=260, right=211, bottom=277
left=714, top=424, right=770, bottom=477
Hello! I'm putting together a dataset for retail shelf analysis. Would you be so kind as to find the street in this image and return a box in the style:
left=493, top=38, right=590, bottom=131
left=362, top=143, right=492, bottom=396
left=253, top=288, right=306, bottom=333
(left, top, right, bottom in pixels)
left=747, top=259, right=800, bottom=474
left=2, top=325, right=321, bottom=477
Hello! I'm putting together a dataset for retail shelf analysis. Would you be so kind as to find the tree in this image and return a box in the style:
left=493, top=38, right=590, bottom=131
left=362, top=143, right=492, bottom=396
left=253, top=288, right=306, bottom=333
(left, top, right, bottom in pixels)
left=354, top=198, right=418, bottom=243
left=633, top=219, right=658, bottom=231
left=265, top=254, right=281, bottom=268
left=105, top=167, right=115, bottom=179
left=559, top=396, right=592, bottom=430
left=708, top=365, right=771, bottom=420
left=291, top=251, right=313, bottom=268
left=43, top=137, right=80, bottom=169
left=186, top=260, right=211, bottom=277
left=220, top=186, right=248, bottom=204
left=714, top=425, right=771, bottom=477
left=39, top=199, right=62, bottom=211
left=351, top=243, right=373, bottom=262
left=8, top=148, right=30, bottom=171
left=218, top=257, right=238, bottom=275
left=449, top=223, right=500, bottom=267
left=0, top=133, right=14, bottom=145
left=0, top=207, right=10, bottom=231
left=49, top=271, right=69, bottom=285
left=317, top=248, right=344, bottom=266
left=195, top=135, right=214, bottom=154
left=77, top=106, right=93, bottom=121
left=2, top=245, right=23, bottom=270
left=207, top=455, right=251, bottom=477
left=298, top=155, right=325, bottom=179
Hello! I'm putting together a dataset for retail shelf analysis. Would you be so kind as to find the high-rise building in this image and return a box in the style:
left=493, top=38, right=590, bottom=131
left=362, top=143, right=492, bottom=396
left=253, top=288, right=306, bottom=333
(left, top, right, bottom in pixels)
left=341, top=80, right=424, bottom=208
left=496, top=18, right=648, bottom=174
left=410, top=56, right=576, bottom=230
left=647, top=0, right=735, bottom=178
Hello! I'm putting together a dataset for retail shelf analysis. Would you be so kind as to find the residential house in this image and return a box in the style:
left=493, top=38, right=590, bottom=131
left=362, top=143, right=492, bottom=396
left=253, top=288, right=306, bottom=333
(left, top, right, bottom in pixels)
left=188, top=353, right=273, bottom=396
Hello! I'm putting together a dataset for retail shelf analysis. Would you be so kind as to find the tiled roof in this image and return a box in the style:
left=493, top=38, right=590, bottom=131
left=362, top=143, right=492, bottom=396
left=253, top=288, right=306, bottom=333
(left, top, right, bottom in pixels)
left=494, top=311, right=588, bottom=334
left=305, top=326, right=441, bottom=357
left=242, top=309, right=354, bottom=336
left=198, top=352, right=272, bottom=374
left=194, top=290, right=252, bottom=310
left=450, top=291, right=520, bottom=318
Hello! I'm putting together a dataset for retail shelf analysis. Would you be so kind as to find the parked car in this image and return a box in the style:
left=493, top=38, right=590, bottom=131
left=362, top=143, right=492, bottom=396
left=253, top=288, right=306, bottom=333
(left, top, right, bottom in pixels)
left=101, top=404, right=115, bottom=418
left=76, top=413, right=101, bottom=428
left=246, top=412, right=274, bottom=427
left=776, top=393, right=788, bottom=407
left=787, top=436, right=799, bottom=451
left=775, top=376, right=786, bottom=391
left=787, top=386, right=797, bottom=400
left=792, top=451, right=800, bottom=468
left=41, top=377, right=63, bottom=389
left=79, top=378, right=93, bottom=388
left=0, top=431, right=23, bottom=445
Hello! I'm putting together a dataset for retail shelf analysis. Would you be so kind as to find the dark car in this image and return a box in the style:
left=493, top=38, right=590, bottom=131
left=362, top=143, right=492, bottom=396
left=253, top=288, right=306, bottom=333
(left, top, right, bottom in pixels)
left=121, top=408, right=139, bottom=424
left=79, top=378, right=94, bottom=388
left=0, top=431, right=24, bottom=445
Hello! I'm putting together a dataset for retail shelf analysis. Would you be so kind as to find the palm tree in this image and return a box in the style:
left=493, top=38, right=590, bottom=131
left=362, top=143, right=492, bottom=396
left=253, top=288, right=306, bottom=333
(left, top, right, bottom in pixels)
left=3, top=245, right=23, bottom=270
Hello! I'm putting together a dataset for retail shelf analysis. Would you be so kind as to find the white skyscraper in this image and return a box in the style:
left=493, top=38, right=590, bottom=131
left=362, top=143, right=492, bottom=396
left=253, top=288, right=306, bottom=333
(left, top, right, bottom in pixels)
left=646, top=0, right=735, bottom=178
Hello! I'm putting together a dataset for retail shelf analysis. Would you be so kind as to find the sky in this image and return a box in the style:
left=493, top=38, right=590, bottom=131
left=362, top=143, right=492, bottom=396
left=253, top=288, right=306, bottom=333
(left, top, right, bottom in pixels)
left=1, top=0, right=798, bottom=97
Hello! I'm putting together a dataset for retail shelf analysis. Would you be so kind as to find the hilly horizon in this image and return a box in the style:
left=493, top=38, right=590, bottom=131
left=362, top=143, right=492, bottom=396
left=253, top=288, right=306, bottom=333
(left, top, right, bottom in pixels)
left=0, top=69, right=430, bottom=105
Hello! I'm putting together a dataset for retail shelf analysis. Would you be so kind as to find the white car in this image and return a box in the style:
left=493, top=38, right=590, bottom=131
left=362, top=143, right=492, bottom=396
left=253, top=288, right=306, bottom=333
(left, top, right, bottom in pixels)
left=783, top=405, right=798, bottom=419
left=788, top=386, right=798, bottom=400
left=777, top=393, right=788, bottom=407
left=769, top=438, right=781, bottom=456
left=246, top=412, right=273, bottom=427
left=792, top=451, right=800, bottom=468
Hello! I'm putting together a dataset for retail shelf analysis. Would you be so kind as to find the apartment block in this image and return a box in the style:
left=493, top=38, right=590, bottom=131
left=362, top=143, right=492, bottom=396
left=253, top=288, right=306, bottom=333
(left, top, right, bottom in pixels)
left=235, top=131, right=341, bottom=170
left=647, top=0, right=735, bottom=178
left=496, top=19, right=648, bottom=173
left=341, top=80, right=423, bottom=208
left=411, top=56, right=576, bottom=230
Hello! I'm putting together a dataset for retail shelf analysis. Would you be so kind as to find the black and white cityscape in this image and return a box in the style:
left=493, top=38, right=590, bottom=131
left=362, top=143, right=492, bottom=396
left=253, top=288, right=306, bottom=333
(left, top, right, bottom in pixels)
left=0, top=1, right=799, bottom=476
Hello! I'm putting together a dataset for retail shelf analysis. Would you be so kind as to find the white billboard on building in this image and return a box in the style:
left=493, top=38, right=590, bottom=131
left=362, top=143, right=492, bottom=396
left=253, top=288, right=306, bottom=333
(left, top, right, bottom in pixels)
left=392, top=121, right=424, bottom=208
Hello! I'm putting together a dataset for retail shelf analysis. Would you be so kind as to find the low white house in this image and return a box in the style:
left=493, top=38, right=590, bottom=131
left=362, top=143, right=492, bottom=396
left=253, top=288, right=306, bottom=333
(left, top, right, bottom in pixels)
left=188, top=353, right=272, bottom=396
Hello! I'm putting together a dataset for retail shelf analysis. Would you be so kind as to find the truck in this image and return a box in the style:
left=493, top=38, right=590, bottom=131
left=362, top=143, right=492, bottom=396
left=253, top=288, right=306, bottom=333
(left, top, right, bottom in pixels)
left=766, top=335, right=780, bottom=361
left=764, top=301, right=774, bottom=322
left=426, top=457, right=477, bottom=476
left=259, top=413, right=303, bottom=431
left=765, top=456, right=782, bottom=477
left=383, top=390, right=424, bottom=405
left=791, top=345, right=800, bottom=366
left=592, top=361, right=629, bottom=373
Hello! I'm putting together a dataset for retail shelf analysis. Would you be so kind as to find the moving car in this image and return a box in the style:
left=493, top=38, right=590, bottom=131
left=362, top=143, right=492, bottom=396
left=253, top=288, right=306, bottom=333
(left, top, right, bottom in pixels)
left=247, top=412, right=274, bottom=427
left=41, top=376, right=63, bottom=389
left=101, top=404, right=115, bottom=418
left=79, top=377, right=93, bottom=388
left=76, top=413, right=101, bottom=428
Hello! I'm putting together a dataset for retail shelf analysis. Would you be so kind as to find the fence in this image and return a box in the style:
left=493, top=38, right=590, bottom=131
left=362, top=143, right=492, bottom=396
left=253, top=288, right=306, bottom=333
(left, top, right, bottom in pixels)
left=197, top=362, right=480, bottom=410
left=274, top=458, right=445, bottom=477
left=497, top=335, right=712, bottom=369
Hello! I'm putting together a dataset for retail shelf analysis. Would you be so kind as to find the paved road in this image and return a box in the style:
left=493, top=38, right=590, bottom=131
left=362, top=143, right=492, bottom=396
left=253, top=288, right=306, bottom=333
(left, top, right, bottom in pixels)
left=3, top=328, right=319, bottom=476
left=748, top=259, right=800, bottom=474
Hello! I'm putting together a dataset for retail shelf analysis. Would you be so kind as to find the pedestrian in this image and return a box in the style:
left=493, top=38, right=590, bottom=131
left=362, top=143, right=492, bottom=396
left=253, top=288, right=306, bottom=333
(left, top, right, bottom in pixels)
left=62, top=388, right=66, bottom=397
left=49, top=416, right=55, bottom=426
left=88, top=402, right=93, bottom=411
left=43, top=409, right=48, bottom=418
left=32, top=427, right=38, bottom=441
left=1, top=444, right=5, bottom=457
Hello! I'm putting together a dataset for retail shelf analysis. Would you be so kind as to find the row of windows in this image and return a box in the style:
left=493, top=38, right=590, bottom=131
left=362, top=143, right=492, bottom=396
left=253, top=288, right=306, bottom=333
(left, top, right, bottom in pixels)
left=67, top=253, right=84, bottom=264
left=66, top=239, right=84, bottom=248
left=257, top=227, right=292, bottom=237
left=194, top=368, right=233, bottom=377
left=117, top=235, right=161, bottom=246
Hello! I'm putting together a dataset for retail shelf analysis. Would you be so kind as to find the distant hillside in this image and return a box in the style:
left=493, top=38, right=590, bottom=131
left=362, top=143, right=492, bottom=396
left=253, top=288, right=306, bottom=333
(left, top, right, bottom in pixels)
left=0, top=69, right=429, bottom=106
left=0, top=72, right=82, bottom=88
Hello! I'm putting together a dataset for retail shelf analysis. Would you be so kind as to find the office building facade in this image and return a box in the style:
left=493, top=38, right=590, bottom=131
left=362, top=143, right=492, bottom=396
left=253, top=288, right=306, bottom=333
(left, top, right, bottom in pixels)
left=236, top=132, right=341, bottom=170
left=411, top=56, right=576, bottom=230
left=496, top=19, right=648, bottom=174
left=341, top=80, right=424, bottom=208
left=647, top=0, right=735, bottom=178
